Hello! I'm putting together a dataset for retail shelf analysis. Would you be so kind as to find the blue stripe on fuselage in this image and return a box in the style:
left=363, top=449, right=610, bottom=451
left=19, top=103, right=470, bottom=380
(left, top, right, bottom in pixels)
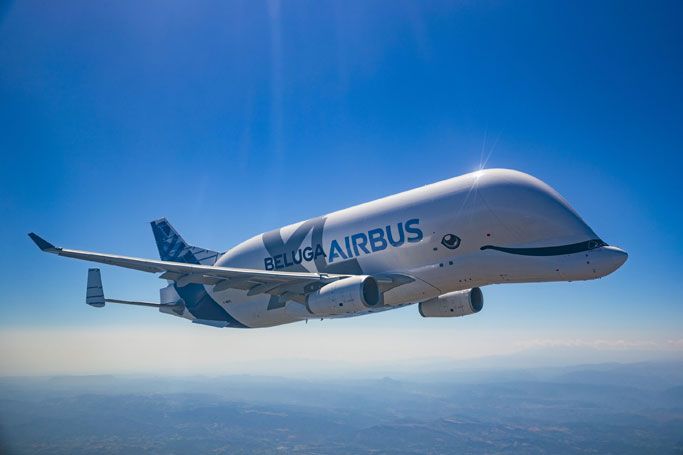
left=174, top=283, right=248, bottom=328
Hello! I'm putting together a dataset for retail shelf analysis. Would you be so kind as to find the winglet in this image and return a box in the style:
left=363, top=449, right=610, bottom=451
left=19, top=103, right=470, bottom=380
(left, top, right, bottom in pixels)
left=28, top=233, right=59, bottom=252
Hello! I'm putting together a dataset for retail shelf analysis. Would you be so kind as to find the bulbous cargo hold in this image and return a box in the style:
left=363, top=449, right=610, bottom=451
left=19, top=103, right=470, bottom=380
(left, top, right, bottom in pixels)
left=419, top=288, right=484, bottom=318
left=306, top=276, right=381, bottom=316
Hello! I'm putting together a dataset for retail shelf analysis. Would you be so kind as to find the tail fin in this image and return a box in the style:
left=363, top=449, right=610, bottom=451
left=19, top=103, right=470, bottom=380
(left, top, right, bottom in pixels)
left=150, top=218, right=221, bottom=265
left=86, top=268, right=105, bottom=308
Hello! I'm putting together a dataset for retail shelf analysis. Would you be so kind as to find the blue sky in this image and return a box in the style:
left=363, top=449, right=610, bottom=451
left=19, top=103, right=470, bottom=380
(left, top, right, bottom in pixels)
left=1, top=1, right=682, bottom=374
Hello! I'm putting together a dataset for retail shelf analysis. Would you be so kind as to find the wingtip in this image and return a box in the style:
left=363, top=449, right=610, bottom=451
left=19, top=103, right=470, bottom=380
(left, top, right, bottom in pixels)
left=28, top=233, right=58, bottom=252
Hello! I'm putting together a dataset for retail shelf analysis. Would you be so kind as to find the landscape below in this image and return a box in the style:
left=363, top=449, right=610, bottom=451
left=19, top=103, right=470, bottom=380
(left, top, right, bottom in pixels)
left=1, top=361, right=682, bottom=455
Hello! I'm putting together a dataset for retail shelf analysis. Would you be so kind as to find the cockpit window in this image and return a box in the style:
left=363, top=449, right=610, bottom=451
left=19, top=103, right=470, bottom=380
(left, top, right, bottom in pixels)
left=480, top=239, right=608, bottom=256
left=587, top=239, right=608, bottom=250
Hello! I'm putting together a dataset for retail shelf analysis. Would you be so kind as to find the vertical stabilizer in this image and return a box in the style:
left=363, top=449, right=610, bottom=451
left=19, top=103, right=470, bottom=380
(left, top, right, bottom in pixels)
left=86, top=268, right=105, bottom=308
left=150, top=218, right=221, bottom=265
left=150, top=218, right=244, bottom=327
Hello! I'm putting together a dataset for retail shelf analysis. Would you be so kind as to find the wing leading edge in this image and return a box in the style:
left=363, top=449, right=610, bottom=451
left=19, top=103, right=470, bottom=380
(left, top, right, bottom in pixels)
left=28, top=233, right=346, bottom=302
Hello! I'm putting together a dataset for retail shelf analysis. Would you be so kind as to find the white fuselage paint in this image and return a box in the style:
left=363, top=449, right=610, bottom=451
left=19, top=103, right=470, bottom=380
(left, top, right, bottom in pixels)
left=178, top=169, right=627, bottom=328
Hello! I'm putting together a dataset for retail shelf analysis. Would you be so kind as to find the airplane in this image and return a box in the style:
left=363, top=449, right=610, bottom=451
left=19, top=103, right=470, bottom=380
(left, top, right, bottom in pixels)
left=28, top=168, right=628, bottom=329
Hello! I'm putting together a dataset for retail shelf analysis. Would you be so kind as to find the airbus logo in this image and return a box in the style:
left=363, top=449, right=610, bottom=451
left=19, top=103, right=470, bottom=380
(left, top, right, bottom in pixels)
left=264, top=219, right=423, bottom=270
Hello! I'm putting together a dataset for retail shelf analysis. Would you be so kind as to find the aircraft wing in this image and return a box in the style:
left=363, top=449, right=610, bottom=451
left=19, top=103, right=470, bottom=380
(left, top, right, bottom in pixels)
left=28, top=233, right=348, bottom=302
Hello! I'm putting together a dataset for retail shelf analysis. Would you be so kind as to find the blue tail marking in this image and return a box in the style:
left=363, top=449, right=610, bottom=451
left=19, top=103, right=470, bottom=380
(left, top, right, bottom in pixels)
left=151, top=218, right=221, bottom=265
left=150, top=218, right=247, bottom=328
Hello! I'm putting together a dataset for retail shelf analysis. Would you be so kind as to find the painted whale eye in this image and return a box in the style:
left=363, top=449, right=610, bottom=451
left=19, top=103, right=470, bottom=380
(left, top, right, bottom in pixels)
left=441, top=234, right=461, bottom=250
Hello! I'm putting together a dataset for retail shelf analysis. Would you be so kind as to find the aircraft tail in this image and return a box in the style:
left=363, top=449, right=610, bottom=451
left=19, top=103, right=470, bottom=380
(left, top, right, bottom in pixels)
left=150, top=218, right=221, bottom=266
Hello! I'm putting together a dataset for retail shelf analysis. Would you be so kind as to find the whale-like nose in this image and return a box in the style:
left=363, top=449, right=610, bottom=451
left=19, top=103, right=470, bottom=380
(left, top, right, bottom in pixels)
left=598, top=245, right=628, bottom=275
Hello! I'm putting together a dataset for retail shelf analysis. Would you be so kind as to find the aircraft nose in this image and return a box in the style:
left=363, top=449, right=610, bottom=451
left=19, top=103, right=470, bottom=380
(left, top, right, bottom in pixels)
left=601, top=245, right=628, bottom=273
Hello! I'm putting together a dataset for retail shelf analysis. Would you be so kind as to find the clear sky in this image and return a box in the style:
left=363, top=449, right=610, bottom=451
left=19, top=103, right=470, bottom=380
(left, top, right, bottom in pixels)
left=1, top=0, right=682, bottom=375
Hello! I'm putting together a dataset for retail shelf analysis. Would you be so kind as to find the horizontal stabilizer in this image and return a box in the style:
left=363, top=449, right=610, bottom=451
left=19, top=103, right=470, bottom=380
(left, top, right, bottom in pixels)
left=85, top=268, right=183, bottom=310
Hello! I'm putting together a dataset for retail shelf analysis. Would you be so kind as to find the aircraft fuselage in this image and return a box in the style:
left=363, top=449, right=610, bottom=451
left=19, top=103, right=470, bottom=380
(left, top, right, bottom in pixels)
left=168, top=169, right=627, bottom=328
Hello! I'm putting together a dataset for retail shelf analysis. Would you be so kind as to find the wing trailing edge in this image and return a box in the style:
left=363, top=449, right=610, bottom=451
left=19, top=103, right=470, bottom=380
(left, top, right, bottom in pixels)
left=28, top=232, right=347, bottom=297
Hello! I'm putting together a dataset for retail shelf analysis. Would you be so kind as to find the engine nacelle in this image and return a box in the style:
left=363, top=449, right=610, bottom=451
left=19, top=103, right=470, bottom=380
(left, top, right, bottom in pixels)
left=418, top=287, right=483, bottom=318
left=306, top=276, right=381, bottom=316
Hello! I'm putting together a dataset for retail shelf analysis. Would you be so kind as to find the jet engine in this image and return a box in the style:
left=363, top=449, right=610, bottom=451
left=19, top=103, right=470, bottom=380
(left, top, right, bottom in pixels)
left=418, top=287, right=483, bottom=318
left=306, top=276, right=381, bottom=316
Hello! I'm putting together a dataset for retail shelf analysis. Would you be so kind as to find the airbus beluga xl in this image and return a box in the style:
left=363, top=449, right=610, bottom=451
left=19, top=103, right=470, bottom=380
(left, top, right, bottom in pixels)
left=29, top=169, right=627, bottom=328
